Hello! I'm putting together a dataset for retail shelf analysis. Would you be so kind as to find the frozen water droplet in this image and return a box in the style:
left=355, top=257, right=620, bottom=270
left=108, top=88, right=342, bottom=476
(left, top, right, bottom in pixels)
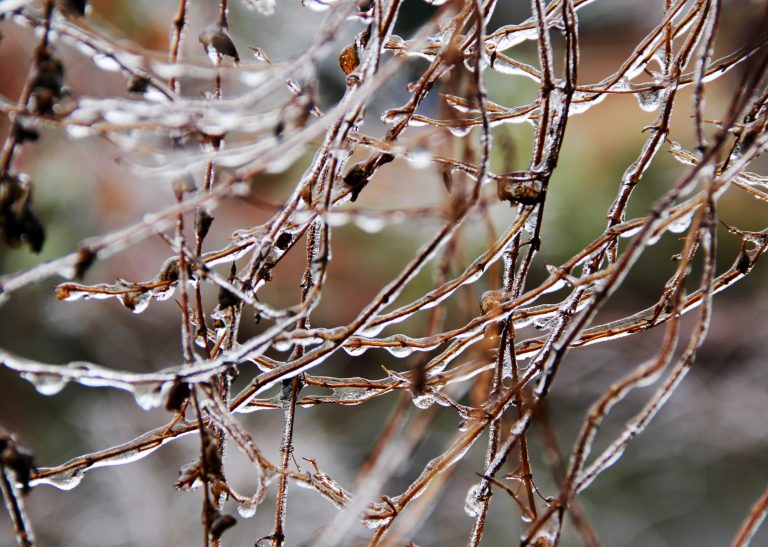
left=358, top=324, right=384, bottom=338
left=237, top=501, right=257, bottom=518
left=92, top=54, right=121, bottom=72
left=381, top=109, right=405, bottom=125
left=132, top=383, right=164, bottom=410
left=464, top=482, right=485, bottom=517
left=448, top=125, right=471, bottom=137
left=355, top=216, right=386, bottom=233
left=39, top=467, right=85, bottom=491
left=668, top=212, right=693, bottom=234
left=620, top=225, right=643, bottom=238
left=121, top=289, right=151, bottom=314
left=541, top=277, right=567, bottom=295
left=273, top=339, right=293, bottom=353
left=387, top=346, right=413, bottom=358
left=66, top=125, right=94, bottom=139
left=21, top=373, right=67, bottom=396
left=636, top=88, right=661, bottom=112
left=151, top=283, right=176, bottom=302
left=412, top=394, right=434, bottom=409
left=406, top=148, right=432, bottom=170
left=342, top=343, right=367, bottom=357
left=303, top=0, right=333, bottom=11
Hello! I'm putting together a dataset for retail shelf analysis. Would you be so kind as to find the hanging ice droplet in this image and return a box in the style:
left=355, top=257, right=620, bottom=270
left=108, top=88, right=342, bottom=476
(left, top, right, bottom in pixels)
left=66, top=125, right=94, bottom=139
left=406, top=148, right=433, bottom=170
left=237, top=501, right=257, bottom=518
left=354, top=216, right=386, bottom=234
left=272, top=339, right=293, bottom=353
left=636, top=88, right=661, bottom=112
left=132, top=383, right=165, bottom=410
left=302, top=0, right=334, bottom=11
left=448, top=125, right=472, bottom=137
left=120, top=289, right=151, bottom=314
left=386, top=345, right=414, bottom=358
left=342, top=343, right=367, bottom=357
left=412, top=394, right=434, bottom=409
left=92, top=54, right=121, bottom=72
left=38, top=467, right=85, bottom=491
left=21, top=372, right=67, bottom=396
left=464, top=482, right=485, bottom=517
left=381, top=110, right=406, bottom=125
left=620, top=225, right=643, bottom=238
left=668, top=212, right=693, bottom=234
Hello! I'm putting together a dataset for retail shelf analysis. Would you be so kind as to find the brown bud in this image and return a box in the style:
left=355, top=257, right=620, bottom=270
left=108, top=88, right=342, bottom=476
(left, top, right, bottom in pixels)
left=57, top=0, right=88, bottom=16
left=127, top=75, right=150, bottom=94
left=164, top=379, right=190, bottom=412
left=199, top=24, right=240, bottom=63
left=195, top=208, right=214, bottom=241
left=496, top=175, right=541, bottom=206
left=74, top=247, right=97, bottom=280
left=210, top=514, right=237, bottom=539
left=338, top=43, right=360, bottom=75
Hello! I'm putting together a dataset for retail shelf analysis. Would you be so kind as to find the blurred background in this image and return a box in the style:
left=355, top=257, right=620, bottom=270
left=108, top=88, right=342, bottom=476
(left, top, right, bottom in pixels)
left=1, top=0, right=767, bottom=545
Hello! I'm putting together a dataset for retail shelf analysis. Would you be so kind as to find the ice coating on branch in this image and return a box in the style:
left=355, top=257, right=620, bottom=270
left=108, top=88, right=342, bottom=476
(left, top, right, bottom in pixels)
left=487, top=26, right=538, bottom=52
left=464, top=482, right=485, bottom=517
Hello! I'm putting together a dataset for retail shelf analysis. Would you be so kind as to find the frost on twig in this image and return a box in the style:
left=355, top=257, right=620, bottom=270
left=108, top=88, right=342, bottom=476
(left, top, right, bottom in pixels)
left=1, top=0, right=768, bottom=545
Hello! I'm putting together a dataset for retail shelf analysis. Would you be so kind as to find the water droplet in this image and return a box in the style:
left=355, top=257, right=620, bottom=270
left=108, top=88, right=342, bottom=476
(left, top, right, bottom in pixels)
left=358, top=324, right=384, bottom=338
left=412, top=394, right=434, bottom=409
left=37, top=467, right=85, bottom=491
left=541, top=277, right=567, bottom=295
left=668, top=212, right=693, bottom=234
left=448, top=125, right=472, bottom=138
left=620, top=225, right=643, bottom=238
left=355, top=216, right=386, bottom=233
left=21, top=373, right=67, bottom=396
left=406, top=148, right=432, bottom=170
left=273, top=339, right=293, bottom=352
left=121, top=289, right=151, bottom=314
left=66, top=125, right=94, bottom=139
left=151, top=283, right=176, bottom=302
left=381, top=109, right=405, bottom=125
left=636, top=88, right=661, bottom=112
left=237, top=501, right=257, bottom=518
left=302, top=0, right=333, bottom=12
left=103, top=109, right=138, bottom=125
left=132, top=383, right=164, bottom=410
left=342, top=343, right=367, bottom=357
left=386, top=345, right=414, bottom=358
left=92, top=54, right=121, bottom=72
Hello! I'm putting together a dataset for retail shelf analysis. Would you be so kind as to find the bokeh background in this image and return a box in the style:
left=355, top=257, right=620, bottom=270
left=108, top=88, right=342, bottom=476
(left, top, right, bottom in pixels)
left=1, top=1, right=768, bottom=545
